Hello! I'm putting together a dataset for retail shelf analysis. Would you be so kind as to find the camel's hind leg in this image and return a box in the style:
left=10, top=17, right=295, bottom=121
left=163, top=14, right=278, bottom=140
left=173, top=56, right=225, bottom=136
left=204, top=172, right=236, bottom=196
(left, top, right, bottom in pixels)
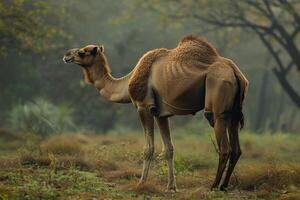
left=155, top=117, right=177, bottom=192
left=220, top=121, right=241, bottom=190
left=210, top=117, right=230, bottom=190
left=205, top=63, right=237, bottom=190
left=137, top=108, right=154, bottom=185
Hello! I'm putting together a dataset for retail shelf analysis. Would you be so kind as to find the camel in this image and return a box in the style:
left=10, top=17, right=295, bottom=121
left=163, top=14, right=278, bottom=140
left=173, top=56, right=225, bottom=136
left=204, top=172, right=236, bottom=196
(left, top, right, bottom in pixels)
left=62, top=35, right=249, bottom=192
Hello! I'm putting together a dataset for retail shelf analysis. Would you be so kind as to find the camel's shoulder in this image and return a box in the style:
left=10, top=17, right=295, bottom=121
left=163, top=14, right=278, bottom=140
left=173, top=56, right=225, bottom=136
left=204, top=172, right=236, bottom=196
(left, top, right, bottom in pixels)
left=129, top=48, right=169, bottom=102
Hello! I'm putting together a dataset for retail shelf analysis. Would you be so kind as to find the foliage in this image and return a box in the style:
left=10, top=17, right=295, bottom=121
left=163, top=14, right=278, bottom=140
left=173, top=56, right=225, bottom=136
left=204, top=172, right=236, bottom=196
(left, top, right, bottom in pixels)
left=8, top=98, right=75, bottom=135
left=0, top=0, right=68, bottom=55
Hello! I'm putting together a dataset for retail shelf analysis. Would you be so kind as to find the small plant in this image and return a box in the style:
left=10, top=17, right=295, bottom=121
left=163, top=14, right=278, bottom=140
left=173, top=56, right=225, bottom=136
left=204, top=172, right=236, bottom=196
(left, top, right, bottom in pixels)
left=9, top=98, right=75, bottom=135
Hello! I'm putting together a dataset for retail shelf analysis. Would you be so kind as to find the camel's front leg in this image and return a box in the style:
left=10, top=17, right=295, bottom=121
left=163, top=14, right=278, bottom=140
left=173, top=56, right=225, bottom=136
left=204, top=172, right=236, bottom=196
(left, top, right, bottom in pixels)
left=138, top=108, right=154, bottom=185
left=155, top=117, right=177, bottom=192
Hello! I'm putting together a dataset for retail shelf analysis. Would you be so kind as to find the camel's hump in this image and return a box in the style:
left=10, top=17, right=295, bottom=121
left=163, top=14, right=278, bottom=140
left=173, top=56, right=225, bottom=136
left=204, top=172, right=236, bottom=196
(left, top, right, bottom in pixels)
left=172, top=35, right=219, bottom=64
left=179, top=35, right=218, bottom=54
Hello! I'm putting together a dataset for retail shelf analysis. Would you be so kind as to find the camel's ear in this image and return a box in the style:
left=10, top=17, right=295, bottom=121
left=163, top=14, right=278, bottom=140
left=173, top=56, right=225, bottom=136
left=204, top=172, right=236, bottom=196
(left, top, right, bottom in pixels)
left=99, top=45, right=104, bottom=53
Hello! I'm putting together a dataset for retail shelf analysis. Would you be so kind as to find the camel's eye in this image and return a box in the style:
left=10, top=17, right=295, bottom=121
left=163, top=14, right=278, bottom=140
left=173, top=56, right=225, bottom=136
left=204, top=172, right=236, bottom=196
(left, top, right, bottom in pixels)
left=78, top=50, right=85, bottom=57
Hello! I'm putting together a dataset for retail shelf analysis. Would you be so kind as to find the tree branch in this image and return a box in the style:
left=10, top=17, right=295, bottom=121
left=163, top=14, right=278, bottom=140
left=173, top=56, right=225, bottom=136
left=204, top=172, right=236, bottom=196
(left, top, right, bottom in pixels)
left=283, top=60, right=294, bottom=75
left=254, top=29, right=285, bottom=72
left=277, top=0, right=300, bottom=27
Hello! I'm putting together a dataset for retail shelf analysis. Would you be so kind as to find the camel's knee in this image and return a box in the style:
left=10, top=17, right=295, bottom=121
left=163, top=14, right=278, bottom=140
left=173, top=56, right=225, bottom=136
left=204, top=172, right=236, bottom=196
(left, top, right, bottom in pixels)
left=219, top=147, right=231, bottom=161
left=219, top=151, right=230, bottom=162
left=231, top=148, right=242, bottom=160
left=143, top=146, right=155, bottom=160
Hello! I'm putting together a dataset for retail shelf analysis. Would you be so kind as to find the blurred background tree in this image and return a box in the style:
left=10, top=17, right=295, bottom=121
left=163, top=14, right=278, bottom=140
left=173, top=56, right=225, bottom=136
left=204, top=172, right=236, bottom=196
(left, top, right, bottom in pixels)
left=0, top=0, right=299, bottom=134
left=0, top=0, right=68, bottom=123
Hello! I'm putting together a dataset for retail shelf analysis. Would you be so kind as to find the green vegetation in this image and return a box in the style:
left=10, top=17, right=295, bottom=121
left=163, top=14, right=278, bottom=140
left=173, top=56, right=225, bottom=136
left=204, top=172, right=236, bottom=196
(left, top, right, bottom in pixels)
left=0, top=128, right=299, bottom=199
left=9, top=98, right=75, bottom=135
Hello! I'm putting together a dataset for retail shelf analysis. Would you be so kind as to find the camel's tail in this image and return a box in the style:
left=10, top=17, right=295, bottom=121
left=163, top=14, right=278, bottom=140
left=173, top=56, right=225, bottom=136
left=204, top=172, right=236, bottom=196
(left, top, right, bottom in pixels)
left=229, top=61, right=249, bottom=129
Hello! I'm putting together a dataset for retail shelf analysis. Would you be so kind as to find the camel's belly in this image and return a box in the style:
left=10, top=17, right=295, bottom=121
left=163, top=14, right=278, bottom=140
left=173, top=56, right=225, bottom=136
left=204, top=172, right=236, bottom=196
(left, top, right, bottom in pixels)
left=150, top=60, right=207, bottom=115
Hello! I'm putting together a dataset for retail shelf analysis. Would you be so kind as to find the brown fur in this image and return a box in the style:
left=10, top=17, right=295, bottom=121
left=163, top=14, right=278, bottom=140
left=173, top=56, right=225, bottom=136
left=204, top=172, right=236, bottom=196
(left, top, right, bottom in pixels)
left=176, top=34, right=219, bottom=64
left=81, top=51, right=111, bottom=85
left=129, top=48, right=169, bottom=101
left=81, top=67, right=94, bottom=84
left=98, top=52, right=112, bottom=74
left=128, top=35, right=219, bottom=102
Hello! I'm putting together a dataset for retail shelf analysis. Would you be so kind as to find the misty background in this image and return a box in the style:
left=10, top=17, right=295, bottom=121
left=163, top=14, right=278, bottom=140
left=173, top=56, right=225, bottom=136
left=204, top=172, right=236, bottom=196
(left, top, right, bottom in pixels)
left=0, top=0, right=299, bottom=135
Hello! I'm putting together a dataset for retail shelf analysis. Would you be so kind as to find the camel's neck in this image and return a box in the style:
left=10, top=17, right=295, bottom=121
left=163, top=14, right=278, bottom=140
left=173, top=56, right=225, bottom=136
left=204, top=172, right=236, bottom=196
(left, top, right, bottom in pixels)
left=93, top=67, right=132, bottom=104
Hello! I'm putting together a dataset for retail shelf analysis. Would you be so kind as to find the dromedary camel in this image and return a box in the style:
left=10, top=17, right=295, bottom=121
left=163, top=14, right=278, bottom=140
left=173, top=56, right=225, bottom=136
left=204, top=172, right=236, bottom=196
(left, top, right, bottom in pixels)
left=63, top=35, right=249, bottom=192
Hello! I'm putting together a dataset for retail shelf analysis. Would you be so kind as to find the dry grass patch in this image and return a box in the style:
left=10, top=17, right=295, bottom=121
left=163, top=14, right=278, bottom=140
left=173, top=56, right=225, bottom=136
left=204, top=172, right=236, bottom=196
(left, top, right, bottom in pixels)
left=176, top=173, right=211, bottom=189
left=20, top=154, right=94, bottom=171
left=235, top=161, right=300, bottom=192
left=95, top=159, right=118, bottom=172
left=123, top=182, right=163, bottom=196
left=40, top=134, right=92, bottom=156
left=0, top=157, right=19, bottom=169
left=102, top=167, right=141, bottom=180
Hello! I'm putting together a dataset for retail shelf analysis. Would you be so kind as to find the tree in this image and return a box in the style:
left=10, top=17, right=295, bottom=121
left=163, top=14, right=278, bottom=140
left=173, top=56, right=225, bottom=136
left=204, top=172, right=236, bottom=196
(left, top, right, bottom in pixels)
left=0, top=0, right=67, bottom=55
left=0, top=0, right=68, bottom=124
left=138, top=0, right=300, bottom=108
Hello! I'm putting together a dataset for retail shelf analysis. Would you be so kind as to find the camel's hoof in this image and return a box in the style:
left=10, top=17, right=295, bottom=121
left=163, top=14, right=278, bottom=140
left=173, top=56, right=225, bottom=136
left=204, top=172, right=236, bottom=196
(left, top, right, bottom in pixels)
left=165, top=188, right=178, bottom=193
left=210, top=186, right=218, bottom=191
left=136, top=181, right=145, bottom=188
left=220, top=185, right=228, bottom=192
left=166, top=183, right=178, bottom=193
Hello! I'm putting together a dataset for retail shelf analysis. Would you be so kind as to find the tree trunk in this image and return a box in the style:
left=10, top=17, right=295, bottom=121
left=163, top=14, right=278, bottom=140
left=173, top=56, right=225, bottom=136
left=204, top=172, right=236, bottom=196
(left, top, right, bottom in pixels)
left=284, top=39, right=300, bottom=72
left=254, top=70, right=269, bottom=132
left=273, top=68, right=300, bottom=108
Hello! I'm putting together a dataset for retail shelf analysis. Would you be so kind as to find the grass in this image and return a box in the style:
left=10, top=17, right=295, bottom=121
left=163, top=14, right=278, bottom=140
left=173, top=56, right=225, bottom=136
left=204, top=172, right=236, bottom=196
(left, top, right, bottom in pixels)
left=0, top=127, right=299, bottom=199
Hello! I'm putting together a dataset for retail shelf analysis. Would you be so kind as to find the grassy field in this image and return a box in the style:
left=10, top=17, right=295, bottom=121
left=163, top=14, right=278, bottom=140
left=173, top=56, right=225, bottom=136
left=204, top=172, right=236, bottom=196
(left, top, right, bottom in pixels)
left=0, top=127, right=299, bottom=200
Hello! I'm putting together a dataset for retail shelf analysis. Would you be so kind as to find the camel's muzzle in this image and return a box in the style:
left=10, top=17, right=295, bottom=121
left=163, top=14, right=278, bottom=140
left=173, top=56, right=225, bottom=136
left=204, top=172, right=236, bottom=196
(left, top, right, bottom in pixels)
left=63, top=48, right=79, bottom=63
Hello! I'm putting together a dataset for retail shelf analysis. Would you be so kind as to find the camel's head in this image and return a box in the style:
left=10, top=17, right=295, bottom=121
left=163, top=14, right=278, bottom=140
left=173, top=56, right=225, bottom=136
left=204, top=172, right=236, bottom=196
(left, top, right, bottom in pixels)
left=63, top=45, right=109, bottom=84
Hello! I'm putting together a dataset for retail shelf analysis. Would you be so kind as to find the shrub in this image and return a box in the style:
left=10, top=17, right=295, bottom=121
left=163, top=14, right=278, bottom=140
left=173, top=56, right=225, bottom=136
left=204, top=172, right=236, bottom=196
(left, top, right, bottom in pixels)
left=8, top=98, right=75, bottom=135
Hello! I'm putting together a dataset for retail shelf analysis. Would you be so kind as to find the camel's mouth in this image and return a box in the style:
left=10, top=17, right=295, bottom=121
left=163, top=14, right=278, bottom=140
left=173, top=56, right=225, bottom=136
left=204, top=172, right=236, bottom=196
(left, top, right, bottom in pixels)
left=63, top=48, right=79, bottom=64
left=63, top=56, right=74, bottom=63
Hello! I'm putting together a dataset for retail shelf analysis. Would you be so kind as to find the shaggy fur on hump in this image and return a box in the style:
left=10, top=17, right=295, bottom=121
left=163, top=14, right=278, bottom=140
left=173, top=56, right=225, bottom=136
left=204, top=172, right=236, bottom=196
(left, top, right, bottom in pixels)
left=175, top=34, right=219, bottom=64
left=129, top=48, right=168, bottom=101
left=128, top=35, right=219, bottom=102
